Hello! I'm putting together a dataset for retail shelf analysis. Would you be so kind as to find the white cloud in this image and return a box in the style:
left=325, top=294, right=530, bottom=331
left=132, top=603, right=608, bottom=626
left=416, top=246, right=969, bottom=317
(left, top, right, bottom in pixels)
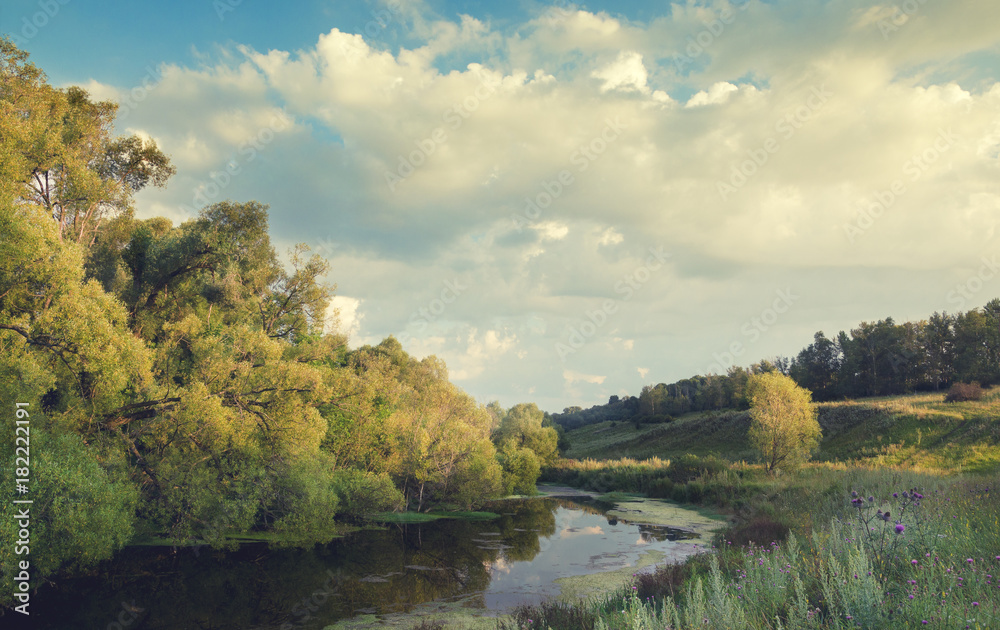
left=326, top=296, right=364, bottom=340
left=591, top=50, right=649, bottom=94
left=97, top=0, right=1000, bottom=412
left=563, top=369, right=607, bottom=385
left=685, top=81, right=739, bottom=108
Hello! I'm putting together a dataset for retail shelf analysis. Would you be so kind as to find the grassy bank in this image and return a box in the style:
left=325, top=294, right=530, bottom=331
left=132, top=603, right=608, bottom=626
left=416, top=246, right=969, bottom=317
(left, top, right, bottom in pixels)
left=510, top=465, right=1000, bottom=629
left=560, top=390, right=1000, bottom=472
left=511, top=391, right=1000, bottom=629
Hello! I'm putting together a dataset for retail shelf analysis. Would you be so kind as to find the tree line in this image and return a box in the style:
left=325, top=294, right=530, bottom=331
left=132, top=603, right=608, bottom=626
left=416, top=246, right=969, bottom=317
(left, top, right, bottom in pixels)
left=0, top=39, right=558, bottom=606
left=554, top=303, right=999, bottom=429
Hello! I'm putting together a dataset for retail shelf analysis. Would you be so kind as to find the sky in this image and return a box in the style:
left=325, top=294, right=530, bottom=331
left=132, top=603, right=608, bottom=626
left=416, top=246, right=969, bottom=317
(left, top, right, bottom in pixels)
left=3, top=0, right=999, bottom=413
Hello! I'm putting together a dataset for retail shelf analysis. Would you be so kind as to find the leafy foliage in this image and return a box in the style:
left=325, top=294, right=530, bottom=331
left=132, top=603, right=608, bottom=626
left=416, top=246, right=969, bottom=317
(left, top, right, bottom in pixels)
left=746, top=372, right=821, bottom=473
left=0, top=40, right=530, bottom=606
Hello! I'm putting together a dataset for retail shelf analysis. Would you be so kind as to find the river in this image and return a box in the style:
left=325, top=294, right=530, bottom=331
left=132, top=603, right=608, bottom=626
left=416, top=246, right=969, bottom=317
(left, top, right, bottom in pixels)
left=32, top=492, right=721, bottom=629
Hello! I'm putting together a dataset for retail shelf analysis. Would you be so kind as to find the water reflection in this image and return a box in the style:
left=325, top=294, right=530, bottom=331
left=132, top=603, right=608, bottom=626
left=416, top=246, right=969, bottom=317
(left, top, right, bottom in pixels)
left=33, top=497, right=703, bottom=629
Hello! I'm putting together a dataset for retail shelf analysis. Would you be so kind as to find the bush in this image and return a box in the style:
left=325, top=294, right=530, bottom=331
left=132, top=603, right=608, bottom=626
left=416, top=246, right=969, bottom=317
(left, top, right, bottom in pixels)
left=271, top=455, right=341, bottom=543
left=0, top=428, right=139, bottom=607
left=497, top=600, right=597, bottom=630
left=945, top=381, right=984, bottom=402
left=499, top=445, right=541, bottom=495
left=634, top=561, right=694, bottom=601
left=725, top=515, right=789, bottom=547
left=667, top=453, right=728, bottom=483
left=332, top=469, right=404, bottom=516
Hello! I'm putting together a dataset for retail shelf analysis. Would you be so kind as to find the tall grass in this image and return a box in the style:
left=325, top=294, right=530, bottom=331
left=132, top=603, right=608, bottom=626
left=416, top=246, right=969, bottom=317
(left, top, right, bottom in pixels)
left=508, top=467, right=1000, bottom=629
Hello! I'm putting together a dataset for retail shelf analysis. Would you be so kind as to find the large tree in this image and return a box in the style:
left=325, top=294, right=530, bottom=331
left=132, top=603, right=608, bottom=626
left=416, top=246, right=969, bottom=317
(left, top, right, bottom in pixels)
left=745, top=372, right=821, bottom=473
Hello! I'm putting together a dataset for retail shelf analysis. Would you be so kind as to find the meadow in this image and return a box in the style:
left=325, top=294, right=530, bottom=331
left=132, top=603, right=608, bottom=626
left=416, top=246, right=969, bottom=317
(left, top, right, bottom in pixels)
left=514, top=391, right=1000, bottom=629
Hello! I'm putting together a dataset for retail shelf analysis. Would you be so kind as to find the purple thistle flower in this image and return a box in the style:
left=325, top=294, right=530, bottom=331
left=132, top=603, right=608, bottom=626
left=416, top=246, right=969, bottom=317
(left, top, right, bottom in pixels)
left=898, top=524, right=906, bottom=534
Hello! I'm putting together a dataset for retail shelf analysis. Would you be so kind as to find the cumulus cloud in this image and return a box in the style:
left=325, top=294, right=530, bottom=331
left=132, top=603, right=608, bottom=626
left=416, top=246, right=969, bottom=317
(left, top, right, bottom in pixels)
left=88, top=0, right=1000, bottom=411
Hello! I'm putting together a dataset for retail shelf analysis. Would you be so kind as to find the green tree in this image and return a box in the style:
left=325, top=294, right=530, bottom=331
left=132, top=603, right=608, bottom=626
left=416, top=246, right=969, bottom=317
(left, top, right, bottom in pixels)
left=493, top=402, right=558, bottom=466
left=745, top=372, right=821, bottom=473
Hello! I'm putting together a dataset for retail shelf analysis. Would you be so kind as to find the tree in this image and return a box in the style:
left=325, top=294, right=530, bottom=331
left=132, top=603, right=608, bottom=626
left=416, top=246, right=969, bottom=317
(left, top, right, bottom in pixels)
left=745, top=372, right=821, bottom=473
left=493, top=402, right=558, bottom=466
left=789, top=332, right=841, bottom=400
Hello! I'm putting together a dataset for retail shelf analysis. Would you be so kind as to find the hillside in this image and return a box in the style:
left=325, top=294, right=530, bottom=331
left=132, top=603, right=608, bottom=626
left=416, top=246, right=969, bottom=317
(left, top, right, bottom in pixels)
left=561, top=389, right=1000, bottom=473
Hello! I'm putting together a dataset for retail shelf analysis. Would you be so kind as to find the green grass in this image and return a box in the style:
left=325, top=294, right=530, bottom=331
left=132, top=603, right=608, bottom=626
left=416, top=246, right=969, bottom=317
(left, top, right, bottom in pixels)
left=560, top=390, right=1000, bottom=473
left=518, top=465, right=1000, bottom=629
left=524, top=390, right=1000, bottom=627
left=563, top=410, right=755, bottom=461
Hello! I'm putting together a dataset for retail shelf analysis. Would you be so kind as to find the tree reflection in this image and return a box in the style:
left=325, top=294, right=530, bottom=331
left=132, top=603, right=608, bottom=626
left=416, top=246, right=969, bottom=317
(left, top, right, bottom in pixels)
left=35, top=499, right=567, bottom=629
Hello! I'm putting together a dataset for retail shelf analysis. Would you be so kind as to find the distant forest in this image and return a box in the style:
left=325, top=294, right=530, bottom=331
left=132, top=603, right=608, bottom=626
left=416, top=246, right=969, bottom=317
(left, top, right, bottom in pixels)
left=553, top=301, right=1000, bottom=430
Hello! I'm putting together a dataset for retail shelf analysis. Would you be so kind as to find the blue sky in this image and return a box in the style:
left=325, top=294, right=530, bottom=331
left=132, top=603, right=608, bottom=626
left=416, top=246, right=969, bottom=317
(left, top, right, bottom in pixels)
left=3, top=0, right=999, bottom=412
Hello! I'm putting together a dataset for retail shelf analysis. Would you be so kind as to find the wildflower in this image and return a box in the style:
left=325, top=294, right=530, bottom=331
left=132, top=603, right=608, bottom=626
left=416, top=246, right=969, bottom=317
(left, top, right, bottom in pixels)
left=868, top=496, right=875, bottom=502
left=893, top=492, right=899, bottom=498
left=967, top=558, right=974, bottom=564
left=897, top=524, right=906, bottom=534
left=973, top=602, right=980, bottom=607
left=852, top=491, right=858, bottom=498
left=912, top=560, right=918, bottom=565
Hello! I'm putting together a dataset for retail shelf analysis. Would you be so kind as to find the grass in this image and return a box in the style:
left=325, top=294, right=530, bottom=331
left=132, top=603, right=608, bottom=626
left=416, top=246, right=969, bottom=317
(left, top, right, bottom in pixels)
left=508, top=467, right=1000, bottom=629
left=559, top=390, right=1000, bottom=473
left=507, top=391, right=1000, bottom=629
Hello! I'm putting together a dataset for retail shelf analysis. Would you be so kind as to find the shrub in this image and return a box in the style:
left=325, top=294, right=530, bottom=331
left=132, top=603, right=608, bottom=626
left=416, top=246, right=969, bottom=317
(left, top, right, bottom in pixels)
left=332, top=469, right=404, bottom=516
left=497, top=600, right=596, bottom=630
left=667, top=453, right=728, bottom=483
left=945, top=381, right=985, bottom=402
left=725, top=515, right=789, bottom=547
left=635, top=561, right=693, bottom=601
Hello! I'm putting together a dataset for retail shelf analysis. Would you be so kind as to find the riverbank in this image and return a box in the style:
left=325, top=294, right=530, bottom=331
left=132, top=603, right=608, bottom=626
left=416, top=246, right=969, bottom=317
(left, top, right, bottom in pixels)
left=321, top=492, right=725, bottom=629
left=503, top=463, right=1000, bottom=629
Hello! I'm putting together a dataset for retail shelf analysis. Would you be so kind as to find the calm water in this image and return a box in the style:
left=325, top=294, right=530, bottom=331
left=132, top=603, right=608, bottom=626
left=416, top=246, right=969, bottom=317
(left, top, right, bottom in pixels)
left=32, top=497, right=703, bottom=629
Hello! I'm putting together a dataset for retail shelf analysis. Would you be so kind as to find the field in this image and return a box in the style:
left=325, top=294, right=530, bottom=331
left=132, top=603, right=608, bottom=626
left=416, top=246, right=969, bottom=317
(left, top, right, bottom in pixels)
left=516, top=390, right=1000, bottom=629
left=562, top=389, right=1000, bottom=472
